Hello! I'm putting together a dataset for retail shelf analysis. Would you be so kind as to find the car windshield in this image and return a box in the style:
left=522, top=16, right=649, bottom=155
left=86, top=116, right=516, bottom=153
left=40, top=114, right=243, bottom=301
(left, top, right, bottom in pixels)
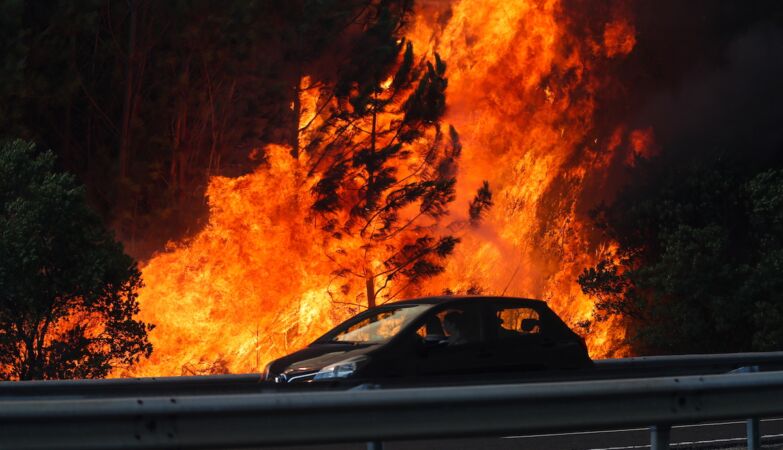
left=325, top=304, right=431, bottom=344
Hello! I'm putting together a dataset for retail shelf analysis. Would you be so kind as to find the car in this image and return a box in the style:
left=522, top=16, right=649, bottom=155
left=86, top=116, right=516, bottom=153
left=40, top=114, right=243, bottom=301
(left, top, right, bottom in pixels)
left=263, top=296, right=592, bottom=383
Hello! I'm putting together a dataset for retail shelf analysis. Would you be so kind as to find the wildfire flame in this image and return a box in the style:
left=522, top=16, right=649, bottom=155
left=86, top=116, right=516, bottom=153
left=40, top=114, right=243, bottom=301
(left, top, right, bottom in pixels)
left=123, top=0, right=640, bottom=377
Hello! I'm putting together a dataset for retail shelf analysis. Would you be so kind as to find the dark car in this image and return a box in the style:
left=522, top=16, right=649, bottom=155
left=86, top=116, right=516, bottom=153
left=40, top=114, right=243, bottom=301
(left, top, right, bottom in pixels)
left=264, top=296, right=592, bottom=383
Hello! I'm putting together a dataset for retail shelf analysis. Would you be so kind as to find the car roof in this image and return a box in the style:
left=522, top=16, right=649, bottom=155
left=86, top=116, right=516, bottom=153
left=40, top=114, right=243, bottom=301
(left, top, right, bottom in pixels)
left=385, top=295, right=548, bottom=308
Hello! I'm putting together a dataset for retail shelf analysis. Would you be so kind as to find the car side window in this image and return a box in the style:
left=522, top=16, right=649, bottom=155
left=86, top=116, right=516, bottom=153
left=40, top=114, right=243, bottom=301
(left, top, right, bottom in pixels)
left=415, top=306, right=482, bottom=346
left=493, top=306, right=541, bottom=339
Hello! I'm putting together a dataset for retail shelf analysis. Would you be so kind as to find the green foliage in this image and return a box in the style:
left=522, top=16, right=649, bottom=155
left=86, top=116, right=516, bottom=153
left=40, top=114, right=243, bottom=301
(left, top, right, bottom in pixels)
left=469, top=180, right=494, bottom=226
left=403, top=53, right=447, bottom=125
left=0, top=0, right=376, bottom=258
left=0, top=140, right=152, bottom=380
left=579, top=158, right=783, bottom=354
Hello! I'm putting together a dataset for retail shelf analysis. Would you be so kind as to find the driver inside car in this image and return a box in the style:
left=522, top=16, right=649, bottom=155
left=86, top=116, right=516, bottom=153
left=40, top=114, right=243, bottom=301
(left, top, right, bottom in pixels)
left=442, top=311, right=469, bottom=346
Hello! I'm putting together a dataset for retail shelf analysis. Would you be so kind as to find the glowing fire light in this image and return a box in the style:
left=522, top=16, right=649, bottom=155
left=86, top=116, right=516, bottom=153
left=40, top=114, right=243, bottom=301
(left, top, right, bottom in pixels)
left=123, top=0, right=640, bottom=377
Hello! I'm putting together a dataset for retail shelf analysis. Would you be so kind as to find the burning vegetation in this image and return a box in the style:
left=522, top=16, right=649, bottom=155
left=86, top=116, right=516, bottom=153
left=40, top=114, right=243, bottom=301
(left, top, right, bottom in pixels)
left=124, top=0, right=640, bottom=376
left=3, top=0, right=783, bottom=379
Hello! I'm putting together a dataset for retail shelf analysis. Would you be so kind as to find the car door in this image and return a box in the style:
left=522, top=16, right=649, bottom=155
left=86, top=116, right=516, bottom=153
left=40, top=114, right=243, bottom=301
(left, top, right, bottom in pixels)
left=409, top=302, right=491, bottom=376
left=482, top=301, right=554, bottom=372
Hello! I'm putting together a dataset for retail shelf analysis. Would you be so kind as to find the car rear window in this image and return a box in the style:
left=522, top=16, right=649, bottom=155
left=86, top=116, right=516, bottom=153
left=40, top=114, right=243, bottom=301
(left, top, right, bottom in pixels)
left=493, top=305, right=541, bottom=338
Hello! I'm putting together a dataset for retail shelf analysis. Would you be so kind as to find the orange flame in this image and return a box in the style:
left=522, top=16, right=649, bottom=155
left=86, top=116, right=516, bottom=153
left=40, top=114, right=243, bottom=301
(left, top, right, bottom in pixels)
left=123, top=0, right=639, bottom=377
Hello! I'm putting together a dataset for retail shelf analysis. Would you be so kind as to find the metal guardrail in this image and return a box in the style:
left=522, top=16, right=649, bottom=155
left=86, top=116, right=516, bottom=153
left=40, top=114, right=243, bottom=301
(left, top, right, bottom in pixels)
left=4, top=351, right=783, bottom=400
left=595, top=351, right=783, bottom=370
left=2, top=369, right=783, bottom=450
left=0, top=373, right=267, bottom=400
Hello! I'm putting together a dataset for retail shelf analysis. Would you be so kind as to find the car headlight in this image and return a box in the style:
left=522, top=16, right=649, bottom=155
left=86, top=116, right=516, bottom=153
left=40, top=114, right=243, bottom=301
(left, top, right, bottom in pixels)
left=313, top=356, right=368, bottom=380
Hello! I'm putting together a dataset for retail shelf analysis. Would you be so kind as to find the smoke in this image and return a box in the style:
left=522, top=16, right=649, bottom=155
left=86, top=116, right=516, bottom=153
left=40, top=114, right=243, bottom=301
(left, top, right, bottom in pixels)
left=627, top=1, right=783, bottom=165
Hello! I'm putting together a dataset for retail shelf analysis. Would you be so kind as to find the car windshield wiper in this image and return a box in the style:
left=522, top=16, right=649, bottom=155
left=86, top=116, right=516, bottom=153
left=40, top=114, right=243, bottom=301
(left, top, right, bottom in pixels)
left=310, top=339, right=360, bottom=345
left=319, top=339, right=380, bottom=346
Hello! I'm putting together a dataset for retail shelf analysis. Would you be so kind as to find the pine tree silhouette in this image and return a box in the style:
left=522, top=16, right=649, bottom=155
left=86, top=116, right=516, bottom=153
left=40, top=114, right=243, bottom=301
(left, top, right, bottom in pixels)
left=304, top=4, right=486, bottom=309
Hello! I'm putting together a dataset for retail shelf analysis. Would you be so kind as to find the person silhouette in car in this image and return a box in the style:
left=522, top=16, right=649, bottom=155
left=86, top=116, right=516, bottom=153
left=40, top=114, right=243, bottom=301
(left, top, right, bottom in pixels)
left=442, top=312, right=469, bottom=346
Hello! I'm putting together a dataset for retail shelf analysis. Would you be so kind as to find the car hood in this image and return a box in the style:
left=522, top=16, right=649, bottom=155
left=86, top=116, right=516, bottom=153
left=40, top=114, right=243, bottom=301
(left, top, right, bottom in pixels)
left=267, top=343, right=379, bottom=380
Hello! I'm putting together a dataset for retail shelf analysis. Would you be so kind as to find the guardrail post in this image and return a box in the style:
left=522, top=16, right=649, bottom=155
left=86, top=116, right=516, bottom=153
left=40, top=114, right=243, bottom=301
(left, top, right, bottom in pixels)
left=731, top=365, right=762, bottom=450
left=747, top=417, right=761, bottom=450
left=367, top=440, right=384, bottom=450
left=650, top=424, right=671, bottom=450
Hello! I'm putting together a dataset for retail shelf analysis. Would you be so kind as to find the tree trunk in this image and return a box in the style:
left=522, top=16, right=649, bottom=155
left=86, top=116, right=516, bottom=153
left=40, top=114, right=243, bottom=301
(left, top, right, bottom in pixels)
left=119, top=0, right=138, bottom=178
left=366, top=274, right=376, bottom=309
left=20, top=334, right=39, bottom=380
left=171, top=97, right=187, bottom=212
left=290, top=73, right=302, bottom=159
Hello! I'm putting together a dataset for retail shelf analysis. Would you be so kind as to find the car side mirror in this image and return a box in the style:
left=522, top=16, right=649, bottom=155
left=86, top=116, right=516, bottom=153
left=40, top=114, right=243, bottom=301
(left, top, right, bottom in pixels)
left=520, top=319, right=540, bottom=332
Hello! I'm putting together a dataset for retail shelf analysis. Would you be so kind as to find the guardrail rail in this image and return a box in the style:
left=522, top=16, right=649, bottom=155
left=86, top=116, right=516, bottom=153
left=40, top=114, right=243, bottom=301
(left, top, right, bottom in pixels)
left=2, top=369, right=783, bottom=450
